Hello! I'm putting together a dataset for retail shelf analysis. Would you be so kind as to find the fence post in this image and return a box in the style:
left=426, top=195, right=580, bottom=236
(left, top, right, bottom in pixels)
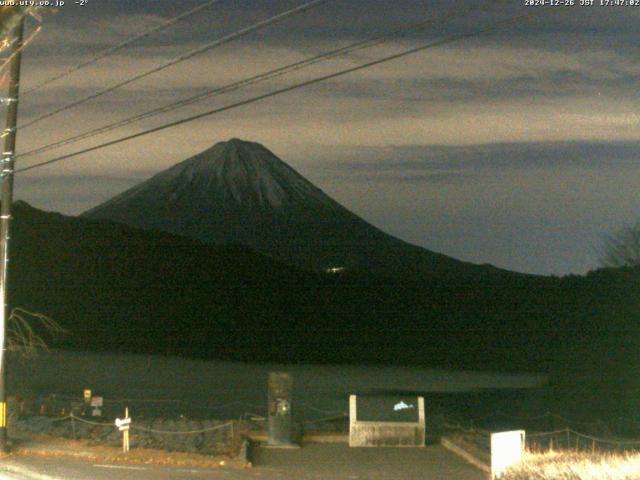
left=71, top=414, right=76, bottom=440
left=566, top=429, right=570, bottom=450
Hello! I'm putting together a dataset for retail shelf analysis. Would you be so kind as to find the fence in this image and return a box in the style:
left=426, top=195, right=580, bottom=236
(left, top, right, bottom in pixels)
left=442, top=415, right=640, bottom=457
left=10, top=392, right=349, bottom=453
left=25, top=393, right=346, bottom=423
left=527, top=428, right=640, bottom=454
left=445, top=410, right=633, bottom=439
left=14, top=413, right=241, bottom=455
left=21, top=393, right=640, bottom=456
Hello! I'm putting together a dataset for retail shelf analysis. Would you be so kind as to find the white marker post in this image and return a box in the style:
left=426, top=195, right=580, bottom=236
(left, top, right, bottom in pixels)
left=491, top=430, right=525, bottom=479
left=115, top=408, right=131, bottom=453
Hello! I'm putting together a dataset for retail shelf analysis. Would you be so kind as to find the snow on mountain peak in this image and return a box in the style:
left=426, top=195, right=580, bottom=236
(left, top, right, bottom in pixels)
left=87, top=139, right=333, bottom=215
left=176, top=138, right=324, bottom=209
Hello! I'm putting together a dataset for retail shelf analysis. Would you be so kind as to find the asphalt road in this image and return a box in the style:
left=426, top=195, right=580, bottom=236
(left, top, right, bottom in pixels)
left=0, top=459, right=223, bottom=480
left=0, top=444, right=486, bottom=479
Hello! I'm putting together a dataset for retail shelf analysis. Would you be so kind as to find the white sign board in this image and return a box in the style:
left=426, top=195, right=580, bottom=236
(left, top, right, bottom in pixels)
left=90, top=396, right=103, bottom=407
left=115, top=417, right=131, bottom=431
left=491, top=430, right=525, bottom=479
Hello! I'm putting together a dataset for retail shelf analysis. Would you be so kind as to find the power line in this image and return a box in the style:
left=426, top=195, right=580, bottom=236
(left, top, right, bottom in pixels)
left=22, top=0, right=224, bottom=96
left=18, top=0, right=329, bottom=130
left=16, top=11, right=542, bottom=175
left=17, top=0, right=506, bottom=160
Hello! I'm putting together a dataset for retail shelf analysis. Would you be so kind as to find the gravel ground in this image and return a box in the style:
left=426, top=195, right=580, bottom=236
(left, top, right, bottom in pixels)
left=251, top=443, right=487, bottom=480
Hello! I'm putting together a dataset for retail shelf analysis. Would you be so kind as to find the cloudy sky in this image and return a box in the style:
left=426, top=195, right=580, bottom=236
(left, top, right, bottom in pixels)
left=10, top=0, right=640, bottom=275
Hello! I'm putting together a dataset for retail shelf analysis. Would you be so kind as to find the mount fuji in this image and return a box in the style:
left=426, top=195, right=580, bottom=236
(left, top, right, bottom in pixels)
left=83, top=138, right=505, bottom=277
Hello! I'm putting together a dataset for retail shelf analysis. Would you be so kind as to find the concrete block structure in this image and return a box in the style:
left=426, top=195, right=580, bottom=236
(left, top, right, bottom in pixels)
left=349, top=395, right=425, bottom=447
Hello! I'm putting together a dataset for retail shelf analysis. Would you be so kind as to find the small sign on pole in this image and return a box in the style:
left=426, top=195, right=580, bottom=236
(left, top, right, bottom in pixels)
left=83, top=389, right=92, bottom=404
left=90, top=396, right=103, bottom=416
left=115, top=408, right=131, bottom=453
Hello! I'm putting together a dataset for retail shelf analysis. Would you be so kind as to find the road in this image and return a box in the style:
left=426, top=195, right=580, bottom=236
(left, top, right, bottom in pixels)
left=0, top=444, right=486, bottom=479
left=0, top=458, right=225, bottom=479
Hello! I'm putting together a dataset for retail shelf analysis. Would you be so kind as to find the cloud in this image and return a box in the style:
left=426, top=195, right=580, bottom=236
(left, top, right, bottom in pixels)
left=333, top=142, right=640, bottom=173
left=19, top=11, right=640, bottom=163
left=354, top=171, right=472, bottom=184
left=15, top=174, right=148, bottom=214
left=15, top=88, right=640, bottom=185
left=27, top=11, right=170, bottom=51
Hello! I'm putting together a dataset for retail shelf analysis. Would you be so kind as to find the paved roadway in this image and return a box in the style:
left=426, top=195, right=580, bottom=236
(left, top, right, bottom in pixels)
left=0, top=444, right=486, bottom=479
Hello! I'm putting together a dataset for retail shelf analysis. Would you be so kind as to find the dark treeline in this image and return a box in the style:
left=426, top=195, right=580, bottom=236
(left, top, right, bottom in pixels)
left=8, top=202, right=640, bottom=381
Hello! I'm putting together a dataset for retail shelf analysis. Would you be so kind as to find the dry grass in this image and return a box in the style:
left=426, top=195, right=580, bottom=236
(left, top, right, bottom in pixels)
left=502, top=450, right=640, bottom=480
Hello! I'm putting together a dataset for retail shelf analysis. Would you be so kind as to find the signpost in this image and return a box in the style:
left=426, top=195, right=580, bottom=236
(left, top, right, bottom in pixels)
left=115, top=408, right=131, bottom=453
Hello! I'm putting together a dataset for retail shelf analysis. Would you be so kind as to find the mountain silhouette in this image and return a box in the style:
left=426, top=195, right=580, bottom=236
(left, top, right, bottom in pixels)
left=83, top=138, right=508, bottom=277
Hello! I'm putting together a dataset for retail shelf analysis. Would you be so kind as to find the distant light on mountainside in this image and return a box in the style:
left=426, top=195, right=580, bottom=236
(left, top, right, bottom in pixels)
left=325, top=267, right=345, bottom=274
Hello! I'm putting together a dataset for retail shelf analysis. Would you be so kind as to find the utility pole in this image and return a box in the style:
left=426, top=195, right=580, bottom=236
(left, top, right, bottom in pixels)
left=0, top=17, right=25, bottom=452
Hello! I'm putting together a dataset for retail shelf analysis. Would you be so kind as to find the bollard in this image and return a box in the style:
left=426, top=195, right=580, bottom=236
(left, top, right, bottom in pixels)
left=230, top=421, right=235, bottom=446
left=71, top=414, right=77, bottom=440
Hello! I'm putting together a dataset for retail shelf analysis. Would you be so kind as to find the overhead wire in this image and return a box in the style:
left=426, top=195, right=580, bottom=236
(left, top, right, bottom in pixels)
left=21, top=0, right=225, bottom=96
left=17, top=10, right=545, bottom=174
left=17, top=0, right=330, bottom=130
left=17, top=0, right=509, bottom=160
